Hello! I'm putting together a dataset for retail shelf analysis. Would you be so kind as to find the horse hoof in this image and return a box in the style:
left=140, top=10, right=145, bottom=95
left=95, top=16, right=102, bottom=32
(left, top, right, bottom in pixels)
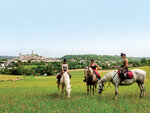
left=114, top=98, right=118, bottom=100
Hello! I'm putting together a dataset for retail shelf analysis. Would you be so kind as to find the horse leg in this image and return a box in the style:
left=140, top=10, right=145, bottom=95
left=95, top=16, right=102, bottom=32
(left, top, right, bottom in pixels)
left=93, top=85, right=95, bottom=95
left=115, top=85, right=119, bottom=100
left=138, top=83, right=142, bottom=98
left=90, top=85, right=92, bottom=93
left=140, top=84, right=145, bottom=98
left=87, top=85, right=89, bottom=94
left=141, top=84, right=145, bottom=97
left=58, top=84, right=60, bottom=96
left=95, top=84, right=97, bottom=93
left=62, top=85, right=64, bottom=96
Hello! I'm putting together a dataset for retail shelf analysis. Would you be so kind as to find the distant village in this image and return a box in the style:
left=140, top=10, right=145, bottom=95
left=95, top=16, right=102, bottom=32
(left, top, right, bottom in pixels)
left=0, top=51, right=135, bottom=70
left=0, top=51, right=62, bottom=69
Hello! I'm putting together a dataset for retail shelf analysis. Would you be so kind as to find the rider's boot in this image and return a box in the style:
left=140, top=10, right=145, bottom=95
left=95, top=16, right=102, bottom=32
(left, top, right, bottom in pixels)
left=120, top=77, right=126, bottom=84
left=57, top=78, right=60, bottom=83
left=83, top=76, right=87, bottom=82
left=97, top=76, right=101, bottom=81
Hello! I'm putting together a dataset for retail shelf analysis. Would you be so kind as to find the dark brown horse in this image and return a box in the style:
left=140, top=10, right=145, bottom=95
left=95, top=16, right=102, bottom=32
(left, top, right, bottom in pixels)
left=84, top=67, right=98, bottom=95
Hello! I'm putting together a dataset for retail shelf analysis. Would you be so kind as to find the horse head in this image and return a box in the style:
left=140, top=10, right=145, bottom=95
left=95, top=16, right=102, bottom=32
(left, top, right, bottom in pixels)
left=66, top=84, right=71, bottom=98
left=98, top=80, right=104, bottom=94
left=84, top=67, right=93, bottom=76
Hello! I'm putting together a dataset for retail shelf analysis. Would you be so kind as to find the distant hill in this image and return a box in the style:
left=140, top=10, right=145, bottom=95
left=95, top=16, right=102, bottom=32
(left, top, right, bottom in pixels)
left=0, top=56, right=17, bottom=59
left=61, top=54, right=150, bottom=62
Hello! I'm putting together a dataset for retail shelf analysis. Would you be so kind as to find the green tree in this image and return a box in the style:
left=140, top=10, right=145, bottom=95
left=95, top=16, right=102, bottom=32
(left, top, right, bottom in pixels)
left=141, top=58, right=147, bottom=65
left=147, top=60, right=150, bottom=66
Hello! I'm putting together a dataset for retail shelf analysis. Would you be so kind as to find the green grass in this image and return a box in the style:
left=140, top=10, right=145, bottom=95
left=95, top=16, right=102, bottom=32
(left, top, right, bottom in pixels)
left=0, top=67, right=150, bottom=113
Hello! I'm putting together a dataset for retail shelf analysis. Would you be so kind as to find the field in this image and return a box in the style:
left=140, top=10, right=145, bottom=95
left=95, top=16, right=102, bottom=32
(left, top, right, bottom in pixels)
left=0, top=74, right=23, bottom=81
left=0, top=67, right=150, bottom=113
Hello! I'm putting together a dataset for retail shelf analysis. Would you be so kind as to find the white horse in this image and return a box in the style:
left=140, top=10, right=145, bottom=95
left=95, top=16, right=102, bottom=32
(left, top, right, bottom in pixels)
left=58, top=72, right=71, bottom=98
left=98, top=69, right=146, bottom=100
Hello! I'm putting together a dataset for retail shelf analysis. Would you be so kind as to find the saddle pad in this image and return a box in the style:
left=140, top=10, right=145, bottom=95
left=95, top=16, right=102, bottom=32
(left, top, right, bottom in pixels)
left=118, top=71, right=134, bottom=79
left=126, top=71, right=134, bottom=79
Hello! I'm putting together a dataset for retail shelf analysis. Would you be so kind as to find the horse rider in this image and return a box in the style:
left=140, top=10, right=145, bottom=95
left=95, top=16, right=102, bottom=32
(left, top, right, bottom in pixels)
left=83, top=59, right=101, bottom=82
left=56, top=59, right=71, bottom=83
left=120, top=53, right=129, bottom=81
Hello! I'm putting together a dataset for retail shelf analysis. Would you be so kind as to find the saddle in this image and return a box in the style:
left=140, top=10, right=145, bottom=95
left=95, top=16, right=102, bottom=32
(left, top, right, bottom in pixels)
left=118, top=71, right=134, bottom=79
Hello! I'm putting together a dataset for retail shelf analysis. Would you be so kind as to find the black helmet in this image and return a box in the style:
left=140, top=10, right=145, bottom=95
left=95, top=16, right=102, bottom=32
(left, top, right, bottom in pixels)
left=63, top=59, right=67, bottom=63
left=121, top=53, right=126, bottom=56
left=91, top=59, right=95, bottom=62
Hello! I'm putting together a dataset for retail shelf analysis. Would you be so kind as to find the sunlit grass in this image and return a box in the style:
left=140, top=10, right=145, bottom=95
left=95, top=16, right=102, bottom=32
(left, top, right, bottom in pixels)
left=0, top=74, right=23, bottom=81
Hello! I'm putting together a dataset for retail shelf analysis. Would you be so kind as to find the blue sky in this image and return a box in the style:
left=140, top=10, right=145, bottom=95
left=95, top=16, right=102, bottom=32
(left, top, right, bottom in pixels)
left=0, top=0, right=150, bottom=57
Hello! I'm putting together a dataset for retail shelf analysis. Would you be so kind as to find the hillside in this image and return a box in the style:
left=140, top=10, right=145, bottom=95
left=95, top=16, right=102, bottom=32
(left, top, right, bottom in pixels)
left=0, top=56, right=17, bottom=59
left=61, top=54, right=150, bottom=69
left=61, top=54, right=144, bottom=61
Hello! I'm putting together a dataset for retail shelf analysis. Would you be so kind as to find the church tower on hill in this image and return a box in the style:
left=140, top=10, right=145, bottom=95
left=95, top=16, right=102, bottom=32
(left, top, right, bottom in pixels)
left=19, top=52, right=22, bottom=60
left=32, top=50, right=34, bottom=55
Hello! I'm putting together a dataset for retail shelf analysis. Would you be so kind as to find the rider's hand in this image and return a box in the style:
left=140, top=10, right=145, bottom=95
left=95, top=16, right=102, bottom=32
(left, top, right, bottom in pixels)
left=120, top=68, right=123, bottom=71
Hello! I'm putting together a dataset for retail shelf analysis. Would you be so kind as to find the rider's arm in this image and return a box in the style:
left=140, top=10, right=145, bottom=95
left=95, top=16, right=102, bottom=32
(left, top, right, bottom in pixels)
left=89, top=64, right=91, bottom=68
left=122, top=59, right=128, bottom=69
left=95, top=64, right=100, bottom=70
left=61, top=64, right=64, bottom=73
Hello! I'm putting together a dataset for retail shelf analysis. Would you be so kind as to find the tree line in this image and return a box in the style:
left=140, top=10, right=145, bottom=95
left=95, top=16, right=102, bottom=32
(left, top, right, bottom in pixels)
left=0, top=55, right=150, bottom=76
left=0, top=62, right=61, bottom=76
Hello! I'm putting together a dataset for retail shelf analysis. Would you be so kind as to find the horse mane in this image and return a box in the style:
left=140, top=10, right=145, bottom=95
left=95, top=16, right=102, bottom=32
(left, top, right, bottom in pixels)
left=100, top=70, right=117, bottom=83
left=88, top=67, right=94, bottom=76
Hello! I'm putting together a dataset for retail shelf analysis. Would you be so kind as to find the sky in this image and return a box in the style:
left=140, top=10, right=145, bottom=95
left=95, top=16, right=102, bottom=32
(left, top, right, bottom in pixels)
left=0, top=0, right=150, bottom=58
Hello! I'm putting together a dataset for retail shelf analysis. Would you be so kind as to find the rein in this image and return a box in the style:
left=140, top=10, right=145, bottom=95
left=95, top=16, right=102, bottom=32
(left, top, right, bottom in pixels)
left=102, top=82, right=111, bottom=91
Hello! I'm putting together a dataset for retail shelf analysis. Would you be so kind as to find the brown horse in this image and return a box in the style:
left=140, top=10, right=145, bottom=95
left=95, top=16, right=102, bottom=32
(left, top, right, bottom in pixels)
left=84, top=67, right=98, bottom=95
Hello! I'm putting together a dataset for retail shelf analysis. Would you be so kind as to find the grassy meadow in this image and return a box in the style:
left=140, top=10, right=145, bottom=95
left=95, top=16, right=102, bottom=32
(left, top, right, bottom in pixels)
left=0, top=66, right=150, bottom=113
left=0, top=74, right=23, bottom=81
